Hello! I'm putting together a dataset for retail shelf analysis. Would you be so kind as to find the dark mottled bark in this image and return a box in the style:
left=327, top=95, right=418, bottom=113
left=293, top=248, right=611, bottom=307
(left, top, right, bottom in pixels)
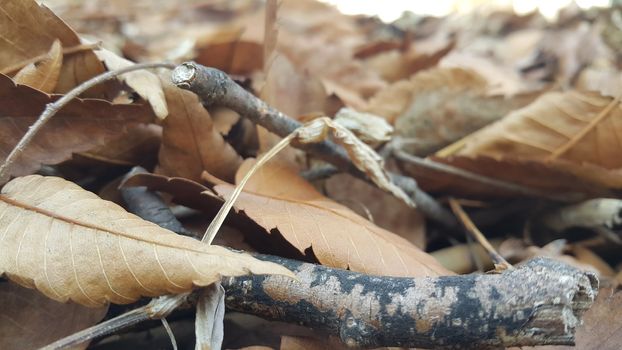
left=120, top=167, right=192, bottom=237
left=170, top=62, right=459, bottom=230
left=222, top=254, right=597, bottom=349
left=119, top=178, right=598, bottom=349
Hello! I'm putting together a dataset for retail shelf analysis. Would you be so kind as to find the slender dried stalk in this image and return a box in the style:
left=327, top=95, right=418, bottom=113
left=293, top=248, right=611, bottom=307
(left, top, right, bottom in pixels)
left=449, top=198, right=513, bottom=270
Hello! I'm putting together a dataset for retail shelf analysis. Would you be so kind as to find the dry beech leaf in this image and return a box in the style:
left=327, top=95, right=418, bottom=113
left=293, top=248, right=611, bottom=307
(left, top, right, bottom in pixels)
left=0, top=175, right=294, bottom=307
left=13, top=39, right=63, bottom=93
left=0, top=74, right=155, bottom=183
left=215, top=160, right=451, bottom=277
left=95, top=48, right=168, bottom=119
left=324, top=173, right=427, bottom=249
left=0, top=281, right=107, bottom=350
left=0, top=0, right=106, bottom=95
left=454, top=91, right=622, bottom=169
left=157, top=81, right=243, bottom=183
left=195, top=27, right=264, bottom=76
left=405, top=155, right=616, bottom=198
left=257, top=54, right=327, bottom=165
left=366, top=68, right=535, bottom=155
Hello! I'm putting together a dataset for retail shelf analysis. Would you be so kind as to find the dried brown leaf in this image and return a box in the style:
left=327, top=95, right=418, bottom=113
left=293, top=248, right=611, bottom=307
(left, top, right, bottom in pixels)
left=0, top=281, right=107, bottom=350
left=79, top=124, right=162, bottom=167
left=366, top=67, right=535, bottom=155
left=454, top=91, right=622, bottom=169
left=0, top=0, right=106, bottom=95
left=13, top=39, right=63, bottom=93
left=157, top=81, right=243, bottom=183
left=216, top=160, right=450, bottom=277
left=0, top=74, right=154, bottom=182
left=406, top=155, right=616, bottom=198
left=0, top=175, right=294, bottom=307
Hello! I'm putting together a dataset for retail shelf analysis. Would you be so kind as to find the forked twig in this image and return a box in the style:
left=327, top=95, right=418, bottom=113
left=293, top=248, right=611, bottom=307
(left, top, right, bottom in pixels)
left=171, top=62, right=460, bottom=229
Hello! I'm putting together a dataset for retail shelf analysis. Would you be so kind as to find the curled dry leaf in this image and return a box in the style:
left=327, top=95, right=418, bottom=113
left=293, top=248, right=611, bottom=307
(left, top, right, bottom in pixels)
left=0, top=175, right=294, bottom=307
left=0, top=281, right=107, bottom=350
left=333, top=108, right=393, bottom=146
left=95, top=48, right=168, bottom=119
left=13, top=39, right=63, bottom=93
left=0, top=0, right=106, bottom=95
left=0, top=74, right=155, bottom=183
left=366, top=67, right=535, bottom=155
left=218, top=160, right=451, bottom=277
left=157, top=81, right=243, bottom=183
left=297, top=117, right=413, bottom=206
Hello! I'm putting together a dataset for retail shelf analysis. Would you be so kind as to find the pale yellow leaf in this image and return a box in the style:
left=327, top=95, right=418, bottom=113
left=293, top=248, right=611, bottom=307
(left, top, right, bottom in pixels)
left=13, top=40, right=63, bottom=93
left=95, top=48, right=168, bottom=119
left=0, top=175, right=293, bottom=307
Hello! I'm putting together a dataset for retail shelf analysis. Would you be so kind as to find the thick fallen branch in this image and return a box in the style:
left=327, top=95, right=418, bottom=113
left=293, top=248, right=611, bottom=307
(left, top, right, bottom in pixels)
left=223, top=255, right=597, bottom=349
left=124, top=183, right=597, bottom=349
left=170, top=62, right=459, bottom=230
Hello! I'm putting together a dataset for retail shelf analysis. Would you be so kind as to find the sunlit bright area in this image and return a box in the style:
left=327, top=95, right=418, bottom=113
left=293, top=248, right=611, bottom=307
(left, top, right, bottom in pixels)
left=321, top=0, right=612, bottom=21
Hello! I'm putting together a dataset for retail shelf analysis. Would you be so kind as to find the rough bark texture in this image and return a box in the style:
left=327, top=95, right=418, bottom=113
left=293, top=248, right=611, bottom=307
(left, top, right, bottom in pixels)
left=170, top=62, right=459, bottom=230
left=121, top=173, right=599, bottom=349
left=223, top=255, right=598, bottom=349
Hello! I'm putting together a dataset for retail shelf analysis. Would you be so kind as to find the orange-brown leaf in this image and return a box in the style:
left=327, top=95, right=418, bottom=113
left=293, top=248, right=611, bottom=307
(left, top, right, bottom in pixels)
left=216, top=160, right=451, bottom=277
left=13, top=40, right=63, bottom=93
left=157, top=81, right=243, bottom=183
left=0, top=0, right=106, bottom=95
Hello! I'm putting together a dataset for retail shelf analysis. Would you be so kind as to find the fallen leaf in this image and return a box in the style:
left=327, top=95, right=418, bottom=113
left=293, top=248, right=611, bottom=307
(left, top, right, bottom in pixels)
left=0, top=281, right=107, bottom=350
left=0, top=0, right=106, bottom=95
left=405, top=155, right=615, bottom=198
left=157, top=81, right=243, bottom=183
left=95, top=48, right=169, bottom=119
left=366, top=67, right=535, bottom=155
left=0, top=175, right=294, bottom=307
left=216, top=160, right=450, bottom=277
left=78, top=123, right=162, bottom=167
left=324, top=173, right=427, bottom=249
left=13, top=39, right=63, bottom=93
left=195, top=27, right=264, bottom=76
left=0, top=74, right=154, bottom=183
left=453, top=91, right=622, bottom=169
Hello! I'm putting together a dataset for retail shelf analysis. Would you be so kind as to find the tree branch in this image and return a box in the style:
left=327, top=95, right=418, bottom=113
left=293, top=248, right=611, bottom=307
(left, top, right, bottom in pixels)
left=119, top=181, right=596, bottom=349
left=170, top=62, right=460, bottom=230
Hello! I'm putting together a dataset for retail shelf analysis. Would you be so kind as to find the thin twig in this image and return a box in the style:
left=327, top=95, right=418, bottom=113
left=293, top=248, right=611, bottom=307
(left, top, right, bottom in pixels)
left=0, top=42, right=102, bottom=75
left=449, top=198, right=513, bottom=271
left=393, top=148, right=576, bottom=202
left=0, top=62, right=176, bottom=182
left=41, top=293, right=190, bottom=350
left=171, top=62, right=460, bottom=230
